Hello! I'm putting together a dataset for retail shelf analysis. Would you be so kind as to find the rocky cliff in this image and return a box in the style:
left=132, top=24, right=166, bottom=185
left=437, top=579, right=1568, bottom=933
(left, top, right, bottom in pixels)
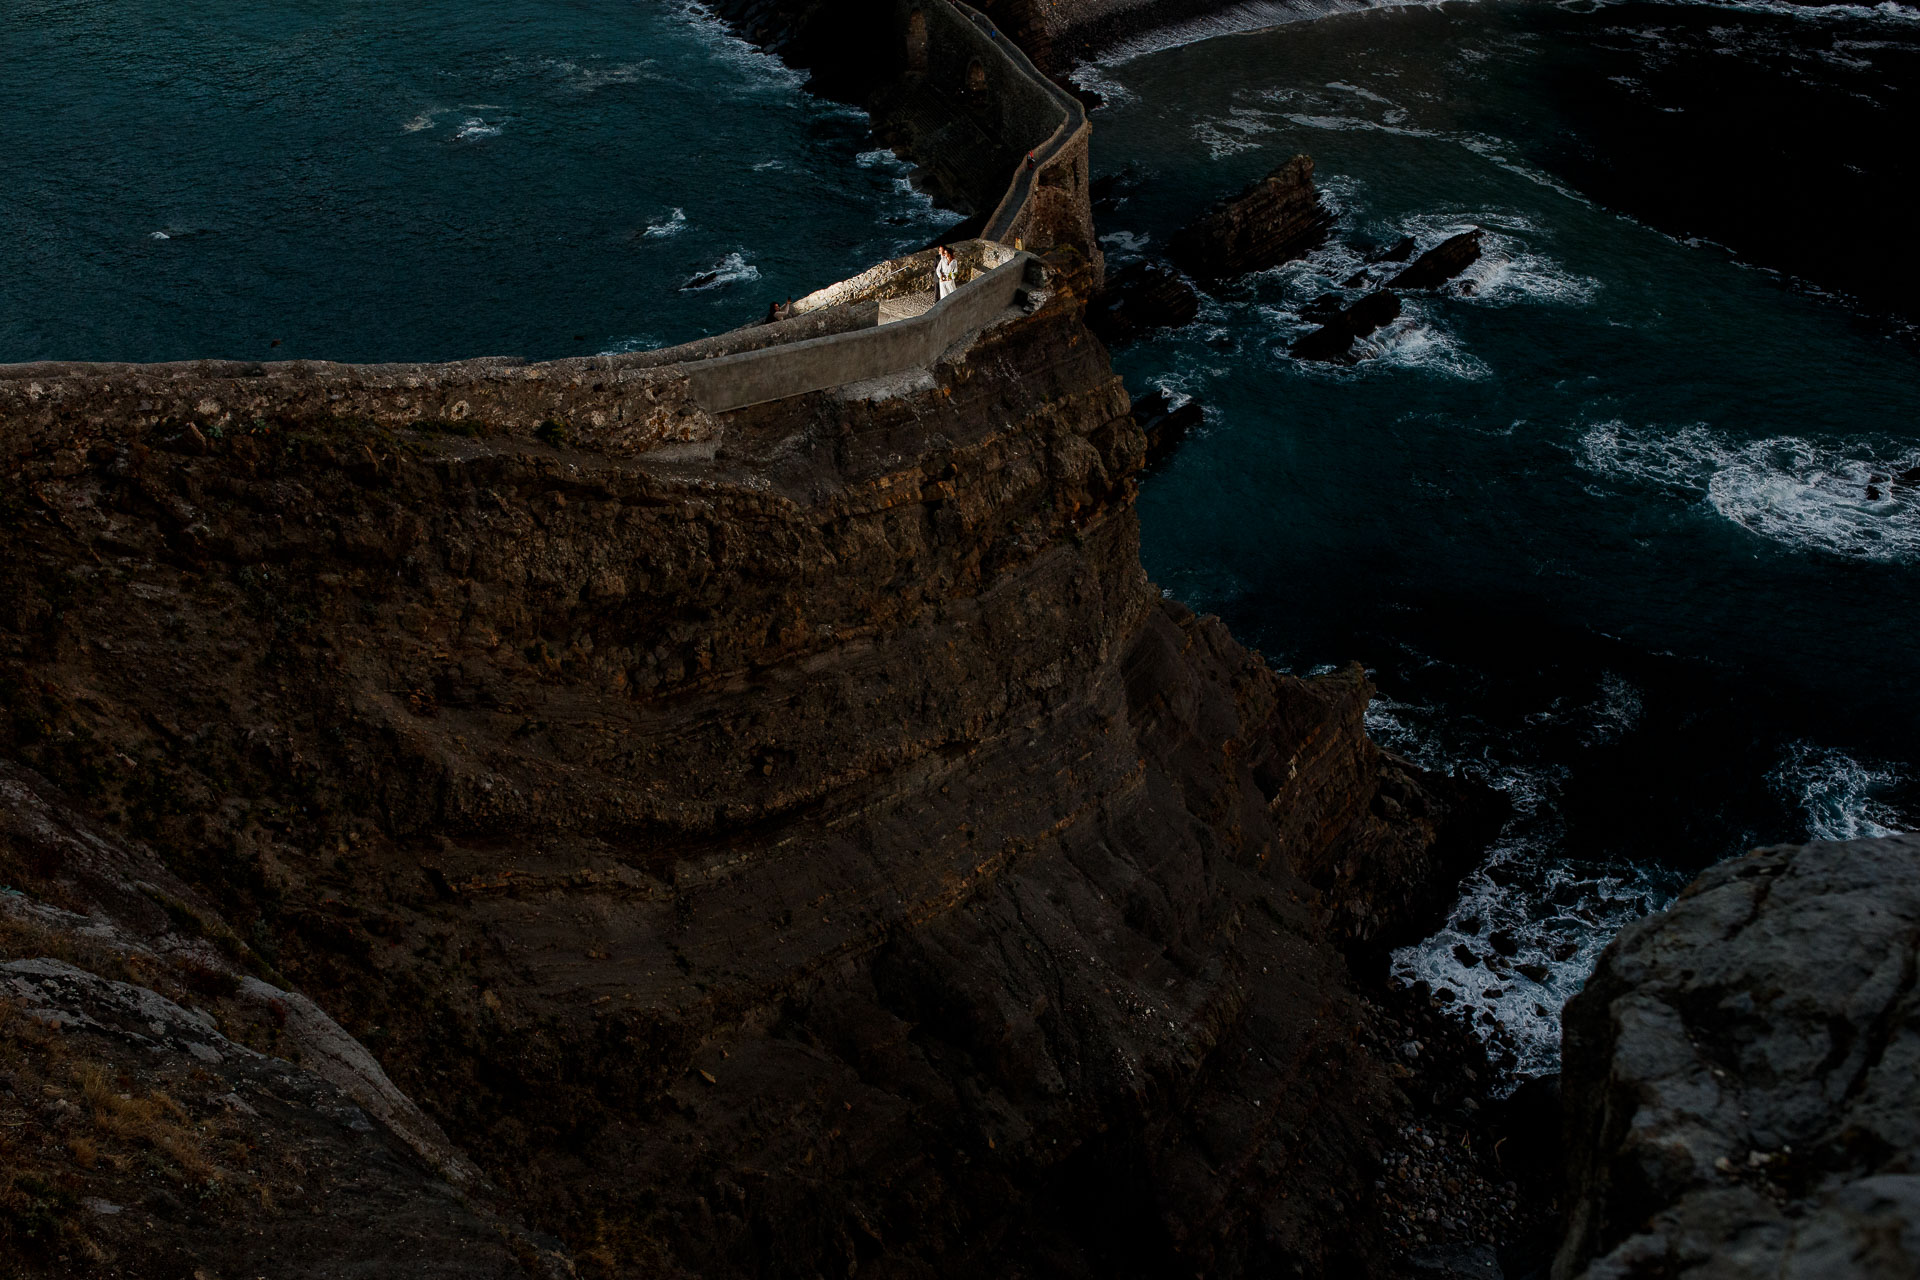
left=0, top=259, right=1503, bottom=1276
left=1556, top=835, right=1920, bottom=1280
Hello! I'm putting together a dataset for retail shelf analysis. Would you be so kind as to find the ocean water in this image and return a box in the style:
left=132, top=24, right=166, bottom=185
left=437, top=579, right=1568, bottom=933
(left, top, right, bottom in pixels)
left=0, top=0, right=957, bottom=365
left=1085, top=0, right=1920, bottom=1076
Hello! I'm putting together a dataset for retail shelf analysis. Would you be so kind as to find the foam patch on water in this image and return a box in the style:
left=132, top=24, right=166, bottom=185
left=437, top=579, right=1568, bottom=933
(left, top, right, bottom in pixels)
left=1628, top=0, right=1920, bottom=25
left=1354, top=309, right=1492, bottom=380
left=1577, top=422, right=1920, bottom=563
left=1068, top=62, right=1138, bottom=108
left=1368, top=685, right=1678, bottom=1082
left=1390, top=838, right=1674, bottom=1080
left=1771, top=742, right=1912, bottom=841
left=402, top=109, right=447, bottom=133
left=536, top=57, right=653, bottom=94
left=855, top=146, right=966, bottom=231
left=680, top=251, right=759, bottom=291
left=453, top=117, right=503, bottom=141
left=1093, top=0, right=1450, bottom=65
left=1194, top=106, right=1281, bottom=158
left=644, top=208, right=687, bottom=239
left=673, top=0, right=807, bottom=91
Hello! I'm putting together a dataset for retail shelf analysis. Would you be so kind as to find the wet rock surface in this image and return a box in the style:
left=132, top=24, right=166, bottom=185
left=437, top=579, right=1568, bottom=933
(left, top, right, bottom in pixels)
left=1292, top=290, right=1404, bottom=364
left=1556, top=835, right=1920, bottom=1279
left=1389, top=231, right=1484, bottom=292
left=1171, top=154, right=1336, bottom=281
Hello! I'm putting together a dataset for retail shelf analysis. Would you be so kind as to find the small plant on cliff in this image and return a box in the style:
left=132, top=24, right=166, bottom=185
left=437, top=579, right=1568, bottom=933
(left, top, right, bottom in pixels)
left=535, top=419, right=570, bottom=447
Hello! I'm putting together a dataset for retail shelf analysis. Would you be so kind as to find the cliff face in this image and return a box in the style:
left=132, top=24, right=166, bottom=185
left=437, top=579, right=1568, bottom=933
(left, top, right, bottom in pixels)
left=1556, top=836, right=1920, bottom=1280
left=0, top=263, right=1486, bottom=1275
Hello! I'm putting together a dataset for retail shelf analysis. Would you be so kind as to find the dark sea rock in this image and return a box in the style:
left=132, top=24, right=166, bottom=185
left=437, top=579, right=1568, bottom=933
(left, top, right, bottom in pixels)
left=1389, top=230, right=1484, bottom=291
left=1556, top=835, right=1920, bottom=1280
left=1131, top=385, right=1204, bottom=464
left=1089, top=260, right=1201, bottom=344
left=1292, top=289, right=1403, bottom=363
left=1374, top=235, right=1418, bottom=264
left=1170, top=154, right=1335, bottom=280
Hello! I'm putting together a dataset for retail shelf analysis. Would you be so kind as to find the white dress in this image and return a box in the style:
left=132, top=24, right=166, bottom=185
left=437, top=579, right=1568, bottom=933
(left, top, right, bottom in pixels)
left=935, top=255, right=957, bottom=300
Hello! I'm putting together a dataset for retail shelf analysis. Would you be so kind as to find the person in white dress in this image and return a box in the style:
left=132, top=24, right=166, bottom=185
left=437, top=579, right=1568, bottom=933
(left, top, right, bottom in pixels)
left=935, top=245, right=958, bottom=300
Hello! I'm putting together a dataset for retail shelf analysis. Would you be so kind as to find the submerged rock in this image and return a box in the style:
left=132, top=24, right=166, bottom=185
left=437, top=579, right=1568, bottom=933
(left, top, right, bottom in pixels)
left=1557, top=835, right=1920, bottom=1280
left=1171, top=153, right=1335, bottom=280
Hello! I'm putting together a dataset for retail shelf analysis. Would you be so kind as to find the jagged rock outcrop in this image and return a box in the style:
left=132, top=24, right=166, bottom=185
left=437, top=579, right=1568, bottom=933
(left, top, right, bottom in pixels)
left=1292, top=291, right=1403, bottom=365
left=1171, top=154, right=1334, bottom=281
left=1556, top=835, right=1920, bottom=1280
left=1389, top=231, right=1483, bottom=292
left=0, top=257, right=1496, bottom=1276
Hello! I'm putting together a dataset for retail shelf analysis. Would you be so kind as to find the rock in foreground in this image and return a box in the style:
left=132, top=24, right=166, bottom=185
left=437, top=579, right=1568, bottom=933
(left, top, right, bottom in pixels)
left=1556, top=835, right=1920, bottom=1279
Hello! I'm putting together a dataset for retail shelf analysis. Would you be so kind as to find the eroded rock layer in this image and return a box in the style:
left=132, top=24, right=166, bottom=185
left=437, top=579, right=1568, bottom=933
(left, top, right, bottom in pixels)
left=2, top=263, right=1487, bottom=1276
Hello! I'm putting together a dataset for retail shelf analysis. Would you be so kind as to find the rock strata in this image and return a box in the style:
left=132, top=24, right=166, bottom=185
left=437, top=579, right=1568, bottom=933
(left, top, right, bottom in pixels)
left=1171, top=154, right=1335, bottom=281
left=1556, top=835, right=1920, bottom=1280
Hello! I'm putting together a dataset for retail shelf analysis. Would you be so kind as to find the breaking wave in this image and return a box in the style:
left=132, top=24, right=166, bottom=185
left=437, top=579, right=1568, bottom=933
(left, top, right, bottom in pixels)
left=644, top=208, right=687, bottom=239
left=1771, top=742, right=1912, bottom=841
left=679, top=251, right=759, bottom=291
left=1577, top=422, right=1920, bottom=563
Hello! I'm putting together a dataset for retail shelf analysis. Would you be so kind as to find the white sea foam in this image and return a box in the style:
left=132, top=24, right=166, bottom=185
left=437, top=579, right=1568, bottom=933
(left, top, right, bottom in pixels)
left=1092, top=0, right=1450, bottom=65
left=1771, top=742, right=1911, bottom=841
left=1630, top=0, right=1920, bottom=25
left=680, top=251, right=759, bottom=291
left=454, top=117, right=503, bottom=141
left=1368, top=685, right=1678, bottom=1080
left=1581, top=671, right=1643, bottom=747
left=1194, top=106, right=1280, bottom=158
left=644, top=208, right=687, bottom=239
left=1356, top=311, right=1492, bottom=380
left=402, top=109, right=445, bottom=133
left=672, top=0, right=807, bottom=91
left=1067, top=62, right=1138, bottom=108
left=1392, top=840, right=1673, bottom=1080
left=149, top=231, right=170, bottom=241
left=535, top=57, right=652, bottom=94
left=1577, top=422, right=1920, bottom=563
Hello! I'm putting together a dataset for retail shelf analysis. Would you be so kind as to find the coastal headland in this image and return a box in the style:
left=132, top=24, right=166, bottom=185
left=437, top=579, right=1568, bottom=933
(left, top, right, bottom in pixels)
left=3, top=3, right=1912, bottom=1278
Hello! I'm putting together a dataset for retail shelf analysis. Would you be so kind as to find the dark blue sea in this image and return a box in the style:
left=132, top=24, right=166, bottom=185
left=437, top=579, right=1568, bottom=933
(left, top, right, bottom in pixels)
left=3, top=0, right=1915, bottom=1076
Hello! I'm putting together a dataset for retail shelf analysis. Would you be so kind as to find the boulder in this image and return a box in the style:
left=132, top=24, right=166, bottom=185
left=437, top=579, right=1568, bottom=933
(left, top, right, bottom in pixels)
left=1556, top=835, right=1920, bottom=1280
left=1390, top=230, right=1484, bottom=291
left=1171, top=154, right=1334, bottom=280
left=1292, top=289, right=1402, bottom=363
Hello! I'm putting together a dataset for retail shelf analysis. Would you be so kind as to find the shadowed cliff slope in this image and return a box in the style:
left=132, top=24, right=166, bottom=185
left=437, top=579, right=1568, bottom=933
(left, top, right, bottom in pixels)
left=1, top=262, right=1493, bottom=1276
